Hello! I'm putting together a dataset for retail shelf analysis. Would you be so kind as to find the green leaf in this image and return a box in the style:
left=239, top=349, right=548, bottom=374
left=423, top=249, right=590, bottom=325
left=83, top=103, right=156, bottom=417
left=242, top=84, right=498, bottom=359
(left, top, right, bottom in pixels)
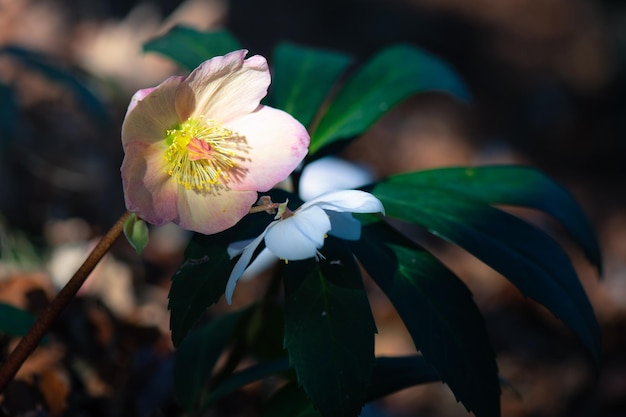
left=368, top=355, right=441, bottom=402
left=283, top=241, right=376, bottom=417
left=309, top=43, right=470, bottom=155
left=0, top=303, right=38, bottom=338
left=352, top=223, right=500, bottom=417
left=385, top=166, right=602, bottom=272
left=169, top=189, right=294, bottom=346
left=123, top=213, right=149, bottom=255
left=168, top=211, right=270, bottom=347
left=143, top=25, right=242, bottom=70
left=372, top=183, right=602, bottom=366
left=272, top=42, right=353, bottom=128
left=173, top=309, right=248, bottom=411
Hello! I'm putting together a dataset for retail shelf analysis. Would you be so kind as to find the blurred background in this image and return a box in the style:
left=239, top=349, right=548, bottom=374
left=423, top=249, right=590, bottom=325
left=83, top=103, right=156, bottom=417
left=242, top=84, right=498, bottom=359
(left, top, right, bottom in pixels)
left=0, top=0, right=625, bottom=416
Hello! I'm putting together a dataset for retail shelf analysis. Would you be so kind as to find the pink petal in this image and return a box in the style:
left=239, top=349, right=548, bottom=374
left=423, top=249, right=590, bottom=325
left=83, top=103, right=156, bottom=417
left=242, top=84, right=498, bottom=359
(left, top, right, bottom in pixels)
left=225, top=106, right=310, bottom=191
left=122, top=76, right=184, bottom=148
left=175, top=188, right=258, bottom=234
left=121, top=142, right=178, bottom=225
left=181, top=50, right=270, bottom=124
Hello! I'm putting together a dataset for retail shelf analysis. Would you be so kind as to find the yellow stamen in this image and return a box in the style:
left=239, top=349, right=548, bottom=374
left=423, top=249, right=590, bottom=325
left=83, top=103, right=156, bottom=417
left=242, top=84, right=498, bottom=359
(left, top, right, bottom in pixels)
left=164, top=118, right=247, bottom=191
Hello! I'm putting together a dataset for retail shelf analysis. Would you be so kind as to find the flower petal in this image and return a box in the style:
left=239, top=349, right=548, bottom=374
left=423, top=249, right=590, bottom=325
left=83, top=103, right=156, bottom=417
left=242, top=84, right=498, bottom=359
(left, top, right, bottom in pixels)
left=175, top=188, right=258, bottom=235
left=226, top=229, right=268, bottom=304
left=264, top=205, right=330, bottom=261
left=299, top=156, right=375, bottom=201
left=327, top=211, right=361, bottom=240
left=121, top=141, right=178, bottom=225
left=183, top=50, right=270, bottom=123
left=225, top=106, right=310, bottom=191
left=122, top=76, right=184, bottom=148
left=301, top=190, right=385, bottom=215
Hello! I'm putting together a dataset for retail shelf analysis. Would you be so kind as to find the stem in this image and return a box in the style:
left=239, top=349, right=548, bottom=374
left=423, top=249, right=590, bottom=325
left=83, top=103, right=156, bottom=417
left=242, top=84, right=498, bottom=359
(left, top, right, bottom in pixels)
left=0, top=211, right=130, bottom=393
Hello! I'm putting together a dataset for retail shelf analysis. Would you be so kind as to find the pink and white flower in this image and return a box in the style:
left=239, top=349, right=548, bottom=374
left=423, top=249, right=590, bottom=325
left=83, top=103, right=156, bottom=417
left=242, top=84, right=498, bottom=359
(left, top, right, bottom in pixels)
left=121, top=50, right=310, bottom=234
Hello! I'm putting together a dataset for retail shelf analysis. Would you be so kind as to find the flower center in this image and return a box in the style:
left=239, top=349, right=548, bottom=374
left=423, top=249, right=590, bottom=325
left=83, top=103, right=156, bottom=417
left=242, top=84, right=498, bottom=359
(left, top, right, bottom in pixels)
left=164, top=118, right=247, bottom=191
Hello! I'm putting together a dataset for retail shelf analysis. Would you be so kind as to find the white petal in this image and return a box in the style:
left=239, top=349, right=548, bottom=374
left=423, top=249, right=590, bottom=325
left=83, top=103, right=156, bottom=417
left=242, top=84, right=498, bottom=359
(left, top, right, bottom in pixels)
left=299, top=156, right=375, bottom=201
left=227, top=239, right=255, bottom=258
left=264, top=206, right=331, bottom=260
left=300, top=190, right=385, bottom=215
left=239, top=248, right=278, bottom=280
left=327, top=211, right=361, bottom=240
left=225, top=229, right=268, bottom=304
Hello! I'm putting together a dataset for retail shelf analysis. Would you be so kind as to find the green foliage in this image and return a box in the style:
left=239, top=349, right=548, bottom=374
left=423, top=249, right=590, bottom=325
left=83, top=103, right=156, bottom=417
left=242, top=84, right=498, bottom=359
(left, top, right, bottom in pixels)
left=283, top=241, right=376, bottom=417
left=143, top=26, right=242, bottom=71
left=168, top=209, right=272, bottom=346
left=308, top=43, right=471, bottom=155
left=148, top=29, right=601, bottom=417
left=371, top=174, right=602, bottom=366
left=271, top=43, right=353, bottom=128
left=173, top=308, right=249, bottom=411
left=352, top=222, right=500, bottom=416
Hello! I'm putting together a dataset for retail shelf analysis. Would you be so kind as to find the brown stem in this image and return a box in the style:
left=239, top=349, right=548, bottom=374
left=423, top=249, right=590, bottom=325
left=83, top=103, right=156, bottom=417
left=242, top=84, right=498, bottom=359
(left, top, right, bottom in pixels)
left=0, top=211, right=130, bottom=393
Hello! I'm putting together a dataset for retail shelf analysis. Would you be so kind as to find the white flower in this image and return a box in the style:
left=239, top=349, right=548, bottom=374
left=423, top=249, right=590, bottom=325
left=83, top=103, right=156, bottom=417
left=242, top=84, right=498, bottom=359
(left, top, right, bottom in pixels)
left=225, top=190, right=385, bottom=303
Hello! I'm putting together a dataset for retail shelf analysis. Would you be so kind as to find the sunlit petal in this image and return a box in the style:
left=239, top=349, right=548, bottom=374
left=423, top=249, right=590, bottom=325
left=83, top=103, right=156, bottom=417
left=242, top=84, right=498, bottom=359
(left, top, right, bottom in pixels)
left=226, top=230, right=268, bottom=304
left=301, top=190, right=385, bottom=215
left=264, top=206, right=331, bottom=260
left=226, top=106, right=310, bottom=191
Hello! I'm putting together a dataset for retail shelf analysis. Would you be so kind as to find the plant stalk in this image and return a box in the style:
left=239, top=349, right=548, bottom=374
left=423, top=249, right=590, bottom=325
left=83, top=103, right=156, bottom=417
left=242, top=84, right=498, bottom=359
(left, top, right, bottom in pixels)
left=0, top=211, right=130, bottom=393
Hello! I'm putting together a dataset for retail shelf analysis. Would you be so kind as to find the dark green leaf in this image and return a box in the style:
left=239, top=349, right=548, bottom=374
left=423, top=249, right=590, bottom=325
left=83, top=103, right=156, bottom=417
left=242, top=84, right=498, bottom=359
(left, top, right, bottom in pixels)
left=386, top=166, right=602, bottom=272
left=372, top=183, right=602, bottom=366
left=309, top=43, right=470, bottom=154
left=169, top=189, right=294, bottom=346
left=173, top=309, right=248, bottom=411
left=352, top=223, right=500, bottom=417
left=368, top=355, right=441, bottom=401
left=143, top=26, right=242, bottom=70
left=169, top=211, right=270, bottom=346
left=283, top=241, right=376, bottom=417
left=0, top=303, right=38, bottom=338
left=272, top=43, right=352, bottom=128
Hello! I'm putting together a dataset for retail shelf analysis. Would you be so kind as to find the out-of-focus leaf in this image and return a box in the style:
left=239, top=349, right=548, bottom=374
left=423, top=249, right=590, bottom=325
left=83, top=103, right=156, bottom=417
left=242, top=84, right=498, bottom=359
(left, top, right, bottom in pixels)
left=0, top=46, right=109, bottom=126
left=372, top=183, right=602, bottom=366
left=386, top=166, right=602, bottom=272
left=169, top=189, right=293, bottom=346
left=309, top=43, right=470, bottom=155
left=283, top=241, right=376, bottom=417
left=352, top=223, right=500, bottom=417
left=173, top=309, right=248, bottom=411
left=272, top=43, right=352, bottom=128
left=143, top=26, right=242, bottom=70
left=0, top=303, right=38, bottom=338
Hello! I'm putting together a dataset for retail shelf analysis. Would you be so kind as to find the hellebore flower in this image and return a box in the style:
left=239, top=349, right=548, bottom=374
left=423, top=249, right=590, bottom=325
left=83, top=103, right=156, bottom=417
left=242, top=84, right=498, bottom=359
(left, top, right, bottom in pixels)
left=121, top=50, right=310, bottom=234
left=225, top=190, right=385, bottom=303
